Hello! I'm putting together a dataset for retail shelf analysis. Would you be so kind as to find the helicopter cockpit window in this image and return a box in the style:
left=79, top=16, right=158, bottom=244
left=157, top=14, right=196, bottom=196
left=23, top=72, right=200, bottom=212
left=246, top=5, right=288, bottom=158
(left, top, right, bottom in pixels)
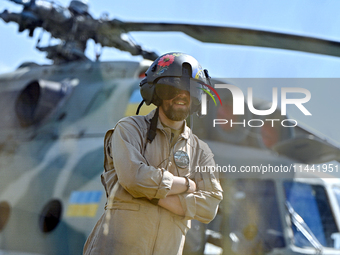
left=333, top=186, right=340, bottom=209
left=284, top=181, right=338, bottom=248
left=229, top=179, right=285, bottom=254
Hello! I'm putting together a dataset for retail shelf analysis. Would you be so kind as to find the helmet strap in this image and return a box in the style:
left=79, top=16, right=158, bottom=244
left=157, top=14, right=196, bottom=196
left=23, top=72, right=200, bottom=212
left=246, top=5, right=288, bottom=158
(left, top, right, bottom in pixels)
left=147, top=107, right=159, bottom=143
left=136, top=100, right=145, bottom=115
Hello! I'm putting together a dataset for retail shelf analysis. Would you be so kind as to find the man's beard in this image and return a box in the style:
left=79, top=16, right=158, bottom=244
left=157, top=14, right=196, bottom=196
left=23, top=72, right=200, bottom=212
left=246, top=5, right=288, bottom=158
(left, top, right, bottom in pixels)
left=162, top=103, right=190, bottom=121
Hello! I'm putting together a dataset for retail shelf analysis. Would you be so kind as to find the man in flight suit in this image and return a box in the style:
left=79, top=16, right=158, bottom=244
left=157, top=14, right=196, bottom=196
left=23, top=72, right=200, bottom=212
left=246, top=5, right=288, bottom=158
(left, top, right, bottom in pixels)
left=83, top=52, right=223, bottom=255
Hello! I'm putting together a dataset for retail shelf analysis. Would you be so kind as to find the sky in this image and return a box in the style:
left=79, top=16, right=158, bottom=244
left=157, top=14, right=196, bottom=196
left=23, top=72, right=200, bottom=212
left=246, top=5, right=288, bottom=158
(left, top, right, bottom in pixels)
left=2, top=0, right=340, bottom=77
left=1, top=0, right=340, bottom=143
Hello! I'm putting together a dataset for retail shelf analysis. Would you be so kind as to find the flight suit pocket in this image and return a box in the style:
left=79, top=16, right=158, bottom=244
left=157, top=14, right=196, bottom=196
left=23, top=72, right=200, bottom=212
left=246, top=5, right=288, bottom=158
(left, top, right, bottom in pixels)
left=106, top=202, right=140, bottom=211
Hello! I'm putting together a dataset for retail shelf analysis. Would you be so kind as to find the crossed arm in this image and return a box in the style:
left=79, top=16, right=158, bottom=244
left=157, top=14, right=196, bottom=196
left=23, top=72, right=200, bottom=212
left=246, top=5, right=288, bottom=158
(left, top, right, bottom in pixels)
left=157, top=176, right=196, bottom=216
left=110, top=121, right=222, bottom=220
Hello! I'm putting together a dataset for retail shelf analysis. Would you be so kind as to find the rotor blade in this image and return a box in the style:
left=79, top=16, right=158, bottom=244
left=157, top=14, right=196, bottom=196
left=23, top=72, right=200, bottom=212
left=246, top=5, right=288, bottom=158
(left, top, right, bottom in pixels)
left=118, top=22, right=340, bottom=58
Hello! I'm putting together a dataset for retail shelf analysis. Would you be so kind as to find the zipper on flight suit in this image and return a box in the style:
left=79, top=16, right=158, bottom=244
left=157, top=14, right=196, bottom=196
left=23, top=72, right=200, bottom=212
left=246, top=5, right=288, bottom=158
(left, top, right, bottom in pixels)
left=151, top=131, right=188, bottom=254
left=151, top=205, right=162, bottom=255
left=163, top=129, right=174, bottom=170
left=151, top=129, right=173, bottom=254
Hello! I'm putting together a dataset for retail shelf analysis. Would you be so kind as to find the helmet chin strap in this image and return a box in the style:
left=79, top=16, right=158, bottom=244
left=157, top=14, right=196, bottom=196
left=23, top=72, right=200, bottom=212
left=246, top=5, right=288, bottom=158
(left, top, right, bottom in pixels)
left=135, top=96, right=159, bottom=143
left=136, top=99, right=145, bottom=115
left=147, top=107, right=159, bottom=143
left=135, top=100, right=159, bottom=144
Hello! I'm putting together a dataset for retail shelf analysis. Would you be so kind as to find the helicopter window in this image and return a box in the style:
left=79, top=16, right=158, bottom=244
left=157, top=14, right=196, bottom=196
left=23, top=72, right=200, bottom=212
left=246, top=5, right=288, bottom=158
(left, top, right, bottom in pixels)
left=83, top=86, right=116, bottom=115
left=252, top=104, right=294, bottom=149
left=229, top=179, right=285, bottom=253
left=39, top=199, right=62, bottom=233
left=333, top=186, right=340, bottom=209
left=260, top=119, right=294, bottom=149
left=284, top=181, right=338, bottom=248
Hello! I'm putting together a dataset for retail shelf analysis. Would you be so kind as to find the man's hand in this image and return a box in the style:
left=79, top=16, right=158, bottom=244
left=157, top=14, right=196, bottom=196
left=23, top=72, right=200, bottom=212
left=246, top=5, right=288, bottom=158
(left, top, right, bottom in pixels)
left=167, top=176, right=196, bottom=195
left=158, top=195, right=185, bottom=216
left=155, top=176, right=196, bottom=216
left=147, top=176, right=196, bottom=216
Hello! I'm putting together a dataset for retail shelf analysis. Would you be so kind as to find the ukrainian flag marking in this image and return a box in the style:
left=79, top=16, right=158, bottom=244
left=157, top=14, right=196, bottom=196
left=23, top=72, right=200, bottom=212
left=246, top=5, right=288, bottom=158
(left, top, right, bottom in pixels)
left=125, top=89, right=156, bottom=116
left=66, top=190, right=103, bottom=217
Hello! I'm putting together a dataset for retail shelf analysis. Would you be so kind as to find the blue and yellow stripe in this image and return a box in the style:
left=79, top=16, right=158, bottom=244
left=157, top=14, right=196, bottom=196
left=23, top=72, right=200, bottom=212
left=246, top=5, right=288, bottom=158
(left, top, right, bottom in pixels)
left=66, top=190, right=103, bottom=217
left=125, top=89, right=156, bottom=116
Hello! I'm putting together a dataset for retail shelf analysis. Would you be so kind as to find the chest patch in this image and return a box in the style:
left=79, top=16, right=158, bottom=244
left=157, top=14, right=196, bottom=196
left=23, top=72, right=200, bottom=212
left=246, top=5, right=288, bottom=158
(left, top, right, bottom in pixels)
left=174, top=150, right=190, bottom=168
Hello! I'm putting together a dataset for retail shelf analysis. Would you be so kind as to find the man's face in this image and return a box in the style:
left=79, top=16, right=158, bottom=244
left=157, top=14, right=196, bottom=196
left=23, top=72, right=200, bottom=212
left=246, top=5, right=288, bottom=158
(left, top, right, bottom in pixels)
left=160, top=90, right=191, bottom=121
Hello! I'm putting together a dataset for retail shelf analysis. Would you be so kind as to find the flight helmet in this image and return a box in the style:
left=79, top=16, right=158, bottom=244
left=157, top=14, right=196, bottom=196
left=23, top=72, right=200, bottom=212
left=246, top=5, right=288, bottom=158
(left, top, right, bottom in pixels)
left=139, top=52, right=211, bottom=115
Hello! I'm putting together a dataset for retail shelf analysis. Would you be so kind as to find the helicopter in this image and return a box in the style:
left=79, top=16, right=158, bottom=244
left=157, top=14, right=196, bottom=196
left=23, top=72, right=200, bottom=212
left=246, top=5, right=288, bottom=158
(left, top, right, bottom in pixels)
left=2, top=0, right=340, bottom=254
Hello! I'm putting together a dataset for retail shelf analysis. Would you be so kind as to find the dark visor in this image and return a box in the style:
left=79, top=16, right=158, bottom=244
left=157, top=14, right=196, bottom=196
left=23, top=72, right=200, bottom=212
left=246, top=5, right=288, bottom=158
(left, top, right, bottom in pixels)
left=155, top=77, right=205, bottom=106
